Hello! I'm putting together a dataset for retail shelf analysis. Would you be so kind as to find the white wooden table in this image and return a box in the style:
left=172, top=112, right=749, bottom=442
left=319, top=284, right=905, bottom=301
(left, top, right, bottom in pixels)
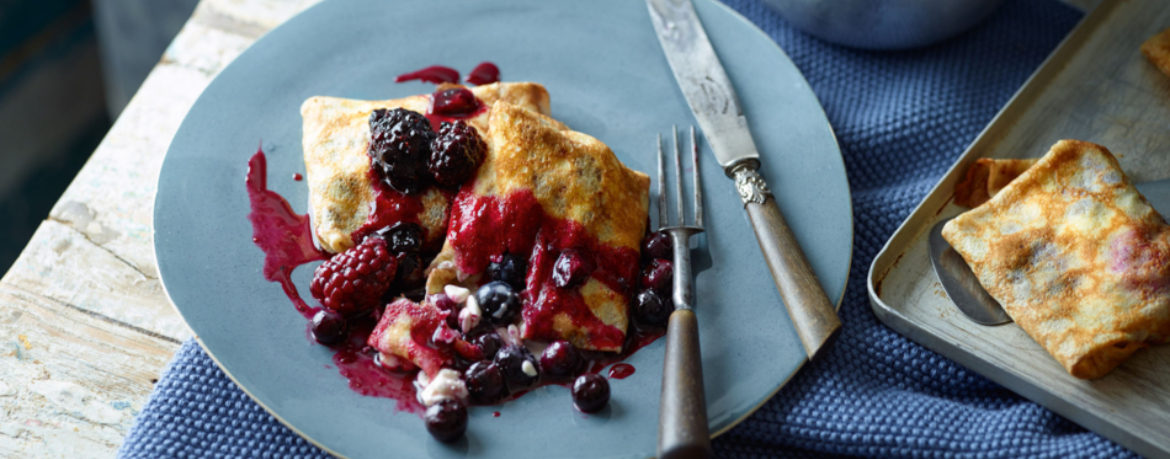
left=0, top=0, right=1102, bottom=456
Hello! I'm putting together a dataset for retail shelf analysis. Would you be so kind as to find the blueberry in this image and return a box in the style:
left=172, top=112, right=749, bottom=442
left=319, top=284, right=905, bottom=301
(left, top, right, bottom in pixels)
left=641, top=231, right=673, bottom=262
left=494, top=345, right=539, bottom=390
left=424, top=399, right=467, bottom=443
left=552, top=250, right=592, bottom=289
left=540, top=341, right=581, bottom=380
left=476, top=281, right=521, bottom=326
left=641, top=258, right=673, bottom=293
left=394, top=251, right=426, bottom=290
left=474, top=332, right=505, bottom=360
left=310, top=309, right=348, bottom=345
left=487, top=253, right=526, bottom=291
left=571, top=373, right=610, bottom=413
left=381, top=222, right=422, bottom=253
left=633, top=289, right=672, bottom=326
left=464, top=361, right=507, bottom=405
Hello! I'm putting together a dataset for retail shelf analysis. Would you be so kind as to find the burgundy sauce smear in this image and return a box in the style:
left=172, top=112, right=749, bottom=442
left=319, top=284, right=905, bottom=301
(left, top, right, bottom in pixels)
left=246, top=149, right=325, bottom=315
left=607, top=363, right=636, bottom=380
left=465, top=62, right=500, bottom=86
left=395, top=65, right=460, bottom=84
left=396, top=62, right=500, bottom=87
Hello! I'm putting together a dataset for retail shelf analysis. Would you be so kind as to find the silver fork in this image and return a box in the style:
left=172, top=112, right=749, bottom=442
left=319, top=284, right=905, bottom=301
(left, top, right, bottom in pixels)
left=656, top=126, right=712, bottom=459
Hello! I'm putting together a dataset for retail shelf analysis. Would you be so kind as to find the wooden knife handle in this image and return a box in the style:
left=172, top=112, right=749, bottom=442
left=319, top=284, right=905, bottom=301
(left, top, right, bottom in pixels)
left=658, top=309, right=712, bottom=459
left=741, top=175, right=842, bottom=360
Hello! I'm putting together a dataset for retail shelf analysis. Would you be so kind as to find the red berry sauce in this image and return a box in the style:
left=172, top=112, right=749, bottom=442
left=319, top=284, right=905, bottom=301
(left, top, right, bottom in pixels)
left=349, top=167, right=456, bottom=254
left=465, top=62, right=500, bottom=86
left=446, top=189, right=640, bottom=350
left=607, top=363, right=635, bottom=380
left=331, top=312, right=424, bottom=414
left=293, top=173, right=303, bottom=181
left=395, top=65, right=460, bottom=84
left=425, top=87, right=487, bottom=129
left=246, top=149, right=326, bottom=316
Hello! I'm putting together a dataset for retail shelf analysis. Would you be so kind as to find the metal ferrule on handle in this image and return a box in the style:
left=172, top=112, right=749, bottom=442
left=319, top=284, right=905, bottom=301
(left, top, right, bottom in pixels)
left=658, top=228, right=712, bottom=459
left=732, top=163, right=842, bottom=360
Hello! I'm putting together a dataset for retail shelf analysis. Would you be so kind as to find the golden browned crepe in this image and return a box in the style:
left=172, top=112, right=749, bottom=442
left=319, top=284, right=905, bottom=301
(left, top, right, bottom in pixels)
left=953, top=158, right=1037, bottom=208
left=300, top=82, right=552, bottom=253
left=427, top=102, right=650, bottom=352
left=942, top=140, right=1170, bottom=379
left=1142, top=27, right=1170, bottom=78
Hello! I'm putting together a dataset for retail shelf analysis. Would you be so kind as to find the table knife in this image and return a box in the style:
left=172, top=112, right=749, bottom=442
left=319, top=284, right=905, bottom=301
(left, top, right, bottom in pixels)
left=647, top=0, right=842, bottom=360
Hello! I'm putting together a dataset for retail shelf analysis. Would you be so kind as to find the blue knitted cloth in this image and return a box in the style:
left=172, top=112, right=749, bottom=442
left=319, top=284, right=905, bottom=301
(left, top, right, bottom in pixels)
left=120, top=0, right=1139, bottom=457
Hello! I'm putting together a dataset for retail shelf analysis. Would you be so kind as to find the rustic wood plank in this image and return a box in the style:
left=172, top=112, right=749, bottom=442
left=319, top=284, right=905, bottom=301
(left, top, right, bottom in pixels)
left=0, top=283, right=179, bottom=458
left=2, top=220, right=189, bottom=341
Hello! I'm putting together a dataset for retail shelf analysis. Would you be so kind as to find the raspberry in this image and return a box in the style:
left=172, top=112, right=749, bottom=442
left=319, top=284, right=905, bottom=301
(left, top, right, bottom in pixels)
left=429, top=120, right=485, bottom=187
left=310, top=238, right=397, bottom=315
left=368, top=108, right=434, bottom=195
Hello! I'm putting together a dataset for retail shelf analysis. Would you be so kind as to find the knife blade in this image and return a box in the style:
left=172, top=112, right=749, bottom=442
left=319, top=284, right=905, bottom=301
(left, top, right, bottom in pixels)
left=647, top=0, right=842, bottom=360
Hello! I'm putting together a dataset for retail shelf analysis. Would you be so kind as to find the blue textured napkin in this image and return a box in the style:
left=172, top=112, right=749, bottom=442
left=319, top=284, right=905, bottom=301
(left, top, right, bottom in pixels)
left=119, top=0, right=1140, bottom=457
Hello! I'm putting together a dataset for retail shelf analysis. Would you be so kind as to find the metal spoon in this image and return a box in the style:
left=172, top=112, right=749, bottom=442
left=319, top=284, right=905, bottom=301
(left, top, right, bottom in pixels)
left=929, top=178, right=1170, bottom=326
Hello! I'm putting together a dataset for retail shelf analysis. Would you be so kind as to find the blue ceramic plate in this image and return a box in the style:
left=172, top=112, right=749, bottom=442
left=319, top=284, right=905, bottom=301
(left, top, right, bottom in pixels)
left=154, top=0, right=851, bottom=457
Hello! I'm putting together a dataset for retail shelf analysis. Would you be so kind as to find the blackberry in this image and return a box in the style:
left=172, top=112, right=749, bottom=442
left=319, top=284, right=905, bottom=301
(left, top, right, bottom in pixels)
left=429, top=121, right=485, bottom=188
left=368, top=108, right=434, bottom=195
left=309, top=238, right=397, bottom=316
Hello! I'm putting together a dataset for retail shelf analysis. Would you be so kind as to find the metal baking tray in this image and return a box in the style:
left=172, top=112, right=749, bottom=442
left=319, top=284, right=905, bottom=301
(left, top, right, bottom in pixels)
left=866, top=0, right=1170, bottom=457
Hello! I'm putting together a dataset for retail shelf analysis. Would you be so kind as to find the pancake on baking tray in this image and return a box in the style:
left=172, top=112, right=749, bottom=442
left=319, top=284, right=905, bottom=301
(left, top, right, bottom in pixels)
left=953, top=158, right=1037, bottom=208
left=943, top=140, right=1170, bottom=379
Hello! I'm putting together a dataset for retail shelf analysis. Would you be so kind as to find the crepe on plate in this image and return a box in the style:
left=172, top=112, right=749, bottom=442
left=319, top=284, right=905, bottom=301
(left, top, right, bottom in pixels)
left=942, top=139, right=1170, bottom=379
left=301, top=82, right=552, bottom=253
left=426, top=101, right=650, bottom=352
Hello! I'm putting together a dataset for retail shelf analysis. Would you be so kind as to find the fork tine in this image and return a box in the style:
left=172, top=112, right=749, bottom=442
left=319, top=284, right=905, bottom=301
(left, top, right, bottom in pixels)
left=691, top=126, right=703, bottom=229
left=673, top=125, right=684, bottom=226
left=657, top=133, right=667, bottom=230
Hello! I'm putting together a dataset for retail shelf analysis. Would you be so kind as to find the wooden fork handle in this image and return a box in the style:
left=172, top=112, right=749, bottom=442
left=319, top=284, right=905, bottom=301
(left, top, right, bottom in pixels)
left=745, top=195, right=842, bottom=360
left=658, top=309, right=712, bottom=459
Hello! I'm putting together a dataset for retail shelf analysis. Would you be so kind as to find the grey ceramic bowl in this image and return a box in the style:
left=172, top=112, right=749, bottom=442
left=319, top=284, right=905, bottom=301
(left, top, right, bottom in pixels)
left=760, top=0, right=1009, bottom=50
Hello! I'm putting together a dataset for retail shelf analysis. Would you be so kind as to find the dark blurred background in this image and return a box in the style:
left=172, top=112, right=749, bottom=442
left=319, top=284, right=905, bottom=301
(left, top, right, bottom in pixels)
left=0, top=0, right=197, bottom=274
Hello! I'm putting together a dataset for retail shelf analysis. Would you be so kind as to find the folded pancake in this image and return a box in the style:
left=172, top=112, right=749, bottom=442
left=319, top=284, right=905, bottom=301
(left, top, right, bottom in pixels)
left=1142, top=27, right=1170, bottom=79
left=953, top=158, right=1036, bottom=208
left=301, top=82, right=553, bottom=253
left=942, top=140, right=1170, bottom=379
left=427, top=102, right=650, bottom=352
